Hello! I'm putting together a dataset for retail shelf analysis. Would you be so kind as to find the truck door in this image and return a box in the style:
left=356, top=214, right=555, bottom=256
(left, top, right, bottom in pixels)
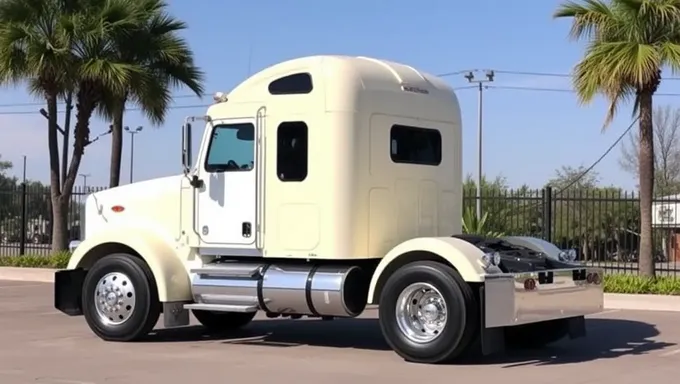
left=195, top=117, right=259, bottom=251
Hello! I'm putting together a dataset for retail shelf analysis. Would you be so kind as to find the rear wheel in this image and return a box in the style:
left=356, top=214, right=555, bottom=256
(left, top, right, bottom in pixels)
left=81, top=254, right=161, bottom=342
left=378, top=261, right=478, bottom=364
left=192, top=310, right=256, bottom=332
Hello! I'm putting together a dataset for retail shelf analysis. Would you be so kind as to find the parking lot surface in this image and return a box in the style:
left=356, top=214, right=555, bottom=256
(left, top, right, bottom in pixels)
left=2, top=280, right=680, bottom=384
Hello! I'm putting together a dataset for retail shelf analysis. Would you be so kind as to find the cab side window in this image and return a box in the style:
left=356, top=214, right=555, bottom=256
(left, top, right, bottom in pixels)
left=204, top=123, right=255, bottom=172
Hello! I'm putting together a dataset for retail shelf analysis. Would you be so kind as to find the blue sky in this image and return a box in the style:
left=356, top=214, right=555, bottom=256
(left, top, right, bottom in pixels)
left=1, top=0, right=676, bottom=190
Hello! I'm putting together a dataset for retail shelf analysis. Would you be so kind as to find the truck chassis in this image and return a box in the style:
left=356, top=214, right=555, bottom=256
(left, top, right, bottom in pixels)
left=55, top=241, right=603, bottom=364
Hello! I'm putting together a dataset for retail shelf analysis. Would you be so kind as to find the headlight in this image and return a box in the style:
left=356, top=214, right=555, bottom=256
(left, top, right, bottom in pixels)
left=558, top=249, right=577, bottom=262
left=481, top=252, right=501, bottom=268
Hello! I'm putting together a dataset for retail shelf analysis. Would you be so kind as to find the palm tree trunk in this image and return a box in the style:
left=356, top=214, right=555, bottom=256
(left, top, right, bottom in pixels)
left=109, top=101, right=124, bottom=188
left=46, top=90, right=68, bottom=252
left=638, top=90, right=656, bottom=277
left=60, top=84, right=97, bottom=250
left=60, top=92, right=73, bottom=190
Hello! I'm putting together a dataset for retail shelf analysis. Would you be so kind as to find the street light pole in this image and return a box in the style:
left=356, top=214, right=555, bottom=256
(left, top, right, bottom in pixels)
left=464, top=70, right=495, bottom=220
left=124, top=126, right=143, bottom=183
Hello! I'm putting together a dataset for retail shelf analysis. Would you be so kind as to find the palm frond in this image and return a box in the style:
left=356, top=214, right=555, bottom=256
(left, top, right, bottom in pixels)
left=555, top=0, right=680, bottom=129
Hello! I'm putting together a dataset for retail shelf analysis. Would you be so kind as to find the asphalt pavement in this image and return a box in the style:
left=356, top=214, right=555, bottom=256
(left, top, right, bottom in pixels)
left=1, top=280, right=680, bottom=383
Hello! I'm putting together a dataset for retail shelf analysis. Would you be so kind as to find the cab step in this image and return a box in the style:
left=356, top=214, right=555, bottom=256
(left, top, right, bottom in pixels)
left=184, top=303, right=258, bottom=313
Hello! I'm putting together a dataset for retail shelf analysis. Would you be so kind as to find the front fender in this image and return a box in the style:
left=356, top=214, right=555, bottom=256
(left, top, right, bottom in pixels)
left=367, top=237, right=489, bottom=304
left=67, top=228, right=192, bottom=302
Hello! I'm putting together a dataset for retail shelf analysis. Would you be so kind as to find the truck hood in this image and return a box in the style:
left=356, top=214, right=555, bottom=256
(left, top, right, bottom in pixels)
left=83, top=175, right=184, bottom=241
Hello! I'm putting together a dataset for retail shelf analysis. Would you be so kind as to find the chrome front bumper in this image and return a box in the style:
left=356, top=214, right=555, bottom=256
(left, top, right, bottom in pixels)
left=483, top=267, right=604, bottom=328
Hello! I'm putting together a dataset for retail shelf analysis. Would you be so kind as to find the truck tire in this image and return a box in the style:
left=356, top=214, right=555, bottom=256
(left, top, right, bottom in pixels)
left=378, top=260, right=478, bottom=364
left=504, top=318, right=570, bottom=349
left=81, top=253, right=161, bottom=342
left=192, top=310, right=256, bottom=332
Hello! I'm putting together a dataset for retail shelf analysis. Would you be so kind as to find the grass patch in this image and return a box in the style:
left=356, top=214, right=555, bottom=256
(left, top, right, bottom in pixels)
left=0, top=251, right=70, bottom=269
left=604, top=273, right=680, bottom=295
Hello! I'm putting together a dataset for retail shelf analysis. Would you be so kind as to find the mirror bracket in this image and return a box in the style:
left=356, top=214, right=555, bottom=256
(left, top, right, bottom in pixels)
left=189, top=175, right=203, bottom=189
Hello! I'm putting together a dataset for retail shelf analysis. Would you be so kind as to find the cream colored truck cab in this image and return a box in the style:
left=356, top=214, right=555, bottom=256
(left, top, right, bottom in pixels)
left=54, top=55, right=604, bottom=364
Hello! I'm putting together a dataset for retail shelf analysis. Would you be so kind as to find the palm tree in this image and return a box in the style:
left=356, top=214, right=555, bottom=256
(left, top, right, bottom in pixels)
left=553, top=0, right=680, bottom=277
left=101, top=0, right=204, bottom=188
left=0, top=0, right=147, bottom=251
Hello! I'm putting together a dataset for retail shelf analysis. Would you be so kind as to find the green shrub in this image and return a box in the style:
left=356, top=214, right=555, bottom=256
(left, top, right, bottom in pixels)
left=0, top=251, right=70, bottom=269
left=604, top=274, right=680, bottom=295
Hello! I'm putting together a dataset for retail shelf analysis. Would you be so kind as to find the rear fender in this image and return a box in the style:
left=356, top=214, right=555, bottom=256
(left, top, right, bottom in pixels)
left=367, top=237, right=491, bottom=304
left=501, top=236, right=564, bottom=259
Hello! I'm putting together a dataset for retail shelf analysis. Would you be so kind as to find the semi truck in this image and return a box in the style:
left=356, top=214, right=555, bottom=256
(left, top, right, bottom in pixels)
left=54, top=55, right=604, bottom=364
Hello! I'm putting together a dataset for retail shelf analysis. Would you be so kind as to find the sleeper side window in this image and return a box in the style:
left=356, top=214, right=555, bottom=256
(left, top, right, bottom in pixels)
left=390, top=125, right=442, bottom=166
left=204, top=123, right=255, bottom=172
left=268, top=73, right=313, bottom=95
left=277, top=121, right=308, bottom=181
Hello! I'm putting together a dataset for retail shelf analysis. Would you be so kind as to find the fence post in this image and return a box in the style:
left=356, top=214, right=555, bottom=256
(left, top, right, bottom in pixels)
left=19, top=182, right=27, bottom=256
left=542, top=186, right=553, bottom=242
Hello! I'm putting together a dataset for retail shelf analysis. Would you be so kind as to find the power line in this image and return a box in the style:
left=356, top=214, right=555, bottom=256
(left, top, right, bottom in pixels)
left=0, top=103, right=211, bottom=115
left=0, top=93, right=210, bottom=109
left=441, top=68, right=680, bottom=81
left=436, top=69, right=479, bottom=77
left=505, top=116, right=639, bottom=217
left=484, top=85, right=680, bottom=97
left=554, top=116, right=638, bottom=194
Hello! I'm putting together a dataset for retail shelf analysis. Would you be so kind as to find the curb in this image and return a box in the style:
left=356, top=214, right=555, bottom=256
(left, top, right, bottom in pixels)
left=603, top=293, right=680, bottom=312
left=0, top=267, right=57, bottom=283
left=1, top=267, right=679, bottom=312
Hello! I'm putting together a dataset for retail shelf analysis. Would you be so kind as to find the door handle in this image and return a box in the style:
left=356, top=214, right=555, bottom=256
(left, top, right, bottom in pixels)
left=242, top=222, right=252, bottom=238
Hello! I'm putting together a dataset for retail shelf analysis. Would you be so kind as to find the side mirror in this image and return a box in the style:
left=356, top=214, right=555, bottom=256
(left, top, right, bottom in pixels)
left=181, top=123, right=192, bottom=174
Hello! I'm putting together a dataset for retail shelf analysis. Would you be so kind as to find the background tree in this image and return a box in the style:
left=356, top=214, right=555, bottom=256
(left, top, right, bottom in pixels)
left=619, top=104, right=680, bottom=196
left=463, top=174, right=542, bottom=237
left=553, top=0, right=680, bottom=277
left=0, top=0, right=149, bottom=251
left=100, top=0, right=204, bottom=188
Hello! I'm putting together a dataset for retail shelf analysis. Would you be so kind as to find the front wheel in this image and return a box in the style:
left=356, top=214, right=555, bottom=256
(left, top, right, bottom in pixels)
left=378, top=261, right=478, bottom=364
left=81, top=254, right=161, bottom=342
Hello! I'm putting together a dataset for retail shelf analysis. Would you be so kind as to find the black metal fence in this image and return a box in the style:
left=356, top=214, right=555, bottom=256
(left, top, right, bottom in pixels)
left=0, top=184, right=100, bottom=257
left=1, top=184, right=679, bottom=276
left=463, top=186, right=680, bottom=277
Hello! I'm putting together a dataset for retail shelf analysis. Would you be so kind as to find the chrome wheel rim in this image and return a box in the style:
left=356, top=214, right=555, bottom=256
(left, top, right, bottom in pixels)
left=94, top=272, right=136, bottom=326
left=395, top=282, right=447, bottom=343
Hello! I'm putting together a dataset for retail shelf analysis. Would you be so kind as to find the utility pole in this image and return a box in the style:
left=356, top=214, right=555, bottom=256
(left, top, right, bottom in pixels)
left=125, top=126, right=143, bottom=183
left=464, top=70, right=495, bottom=220
left=78, top=173, right=90, bottom=194
left=22, top=155, right=26, bottom=184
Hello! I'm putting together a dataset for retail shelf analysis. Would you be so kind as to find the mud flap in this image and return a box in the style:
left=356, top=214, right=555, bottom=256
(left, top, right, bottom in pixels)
left=478, top=285, right=506, bottom=356
left=54, top=268, right=86, bottom=316
left=567, top=314, right=587, bottom=339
